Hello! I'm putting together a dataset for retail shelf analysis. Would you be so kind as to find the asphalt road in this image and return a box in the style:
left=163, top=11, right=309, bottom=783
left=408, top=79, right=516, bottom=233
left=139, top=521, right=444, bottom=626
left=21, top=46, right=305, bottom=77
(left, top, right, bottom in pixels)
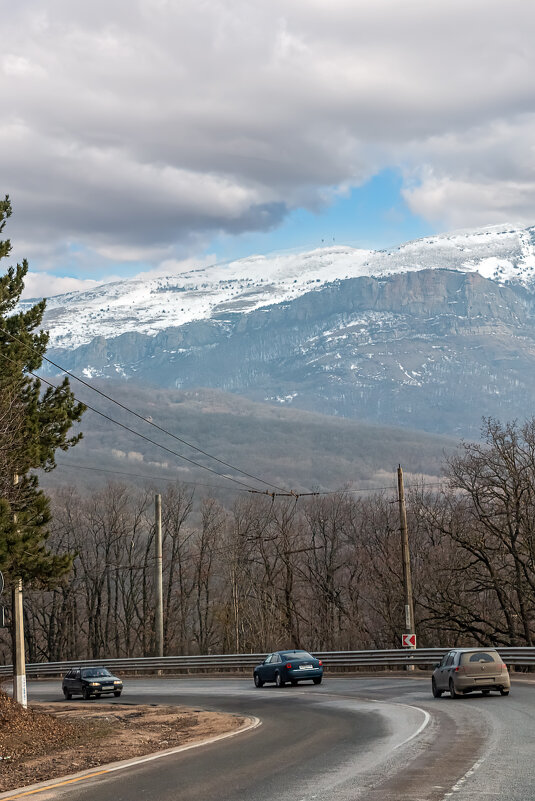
left=4, top=675, right=535, bottom=801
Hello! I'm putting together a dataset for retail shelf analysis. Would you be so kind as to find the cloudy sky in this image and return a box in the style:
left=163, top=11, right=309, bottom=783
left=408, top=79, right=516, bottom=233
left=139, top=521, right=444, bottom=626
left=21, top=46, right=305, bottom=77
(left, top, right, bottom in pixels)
left=2, top=0, right=535, bottom=297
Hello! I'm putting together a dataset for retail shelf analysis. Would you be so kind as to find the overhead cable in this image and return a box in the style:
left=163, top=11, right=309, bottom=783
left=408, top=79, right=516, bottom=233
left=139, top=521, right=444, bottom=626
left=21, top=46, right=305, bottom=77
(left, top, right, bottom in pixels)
left=0, top=326, right=289, bottom=493
left=0, top=350, right=264, bottom=492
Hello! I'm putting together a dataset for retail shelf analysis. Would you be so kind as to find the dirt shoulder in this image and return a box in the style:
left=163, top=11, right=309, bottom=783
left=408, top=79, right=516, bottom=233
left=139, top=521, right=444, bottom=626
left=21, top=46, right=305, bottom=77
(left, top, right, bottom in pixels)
left=0, top=691, right=245, bottom=793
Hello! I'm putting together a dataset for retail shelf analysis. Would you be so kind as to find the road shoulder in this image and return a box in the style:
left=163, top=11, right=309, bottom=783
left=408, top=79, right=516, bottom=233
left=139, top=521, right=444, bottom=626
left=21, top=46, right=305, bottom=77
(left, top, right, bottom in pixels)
left=0, top=693, right=258, bottom=796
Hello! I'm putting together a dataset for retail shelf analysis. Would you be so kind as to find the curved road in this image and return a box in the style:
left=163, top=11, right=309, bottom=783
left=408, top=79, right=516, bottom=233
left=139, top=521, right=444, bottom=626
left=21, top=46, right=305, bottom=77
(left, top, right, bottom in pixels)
left=4, top=675, right=535, bottom=801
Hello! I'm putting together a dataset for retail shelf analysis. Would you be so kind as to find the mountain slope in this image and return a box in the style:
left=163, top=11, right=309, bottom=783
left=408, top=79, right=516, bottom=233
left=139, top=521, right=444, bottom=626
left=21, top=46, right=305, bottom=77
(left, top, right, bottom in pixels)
left=45, top=267, right=535, bottom=437
left=40, top=383, right=455, bottom=495
left=28, top=223, right=535, bottom=438
left=27, top=223, right=535, bottom=349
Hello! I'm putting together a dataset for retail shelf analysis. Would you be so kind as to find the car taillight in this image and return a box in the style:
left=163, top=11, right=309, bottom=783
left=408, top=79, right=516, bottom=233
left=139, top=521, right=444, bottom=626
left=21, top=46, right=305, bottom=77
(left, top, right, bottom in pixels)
left=502, top=664, right=507, bottom=671
left=455, top=666, right=464, bottom=673
left=318, top=660, right=323, bottom=666
left=286, top=663, right=292, bottom=669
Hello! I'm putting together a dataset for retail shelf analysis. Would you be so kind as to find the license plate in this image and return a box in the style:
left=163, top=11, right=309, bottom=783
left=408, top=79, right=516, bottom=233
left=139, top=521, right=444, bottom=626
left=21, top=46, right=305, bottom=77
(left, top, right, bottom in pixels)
left=299, top=665, right=313, bottom=670
left=103, top=685, right=113, bottom=689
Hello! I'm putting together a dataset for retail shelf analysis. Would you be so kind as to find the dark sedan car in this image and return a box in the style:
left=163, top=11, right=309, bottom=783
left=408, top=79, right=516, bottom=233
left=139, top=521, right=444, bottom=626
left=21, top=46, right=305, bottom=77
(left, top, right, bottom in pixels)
left=62, top=667, right=123, bottom=700
left=254, top=650, right=323, bottom=687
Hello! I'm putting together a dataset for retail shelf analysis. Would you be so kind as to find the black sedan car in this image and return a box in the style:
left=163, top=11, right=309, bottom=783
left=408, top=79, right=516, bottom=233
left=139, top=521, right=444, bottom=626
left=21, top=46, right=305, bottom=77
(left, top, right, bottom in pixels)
left=253, top=650, right=323, bottom=687
left=62, top=666, right=123, bottom=700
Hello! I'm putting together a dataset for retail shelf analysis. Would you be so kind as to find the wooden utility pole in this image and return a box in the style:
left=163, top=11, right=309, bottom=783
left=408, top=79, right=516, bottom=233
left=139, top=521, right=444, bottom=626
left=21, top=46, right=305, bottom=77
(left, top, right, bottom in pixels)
left=12, top=474, right=27, bottom=708
left=154, top=493, right=164, bottom=658
left=397, top=465, right=415, bottom=665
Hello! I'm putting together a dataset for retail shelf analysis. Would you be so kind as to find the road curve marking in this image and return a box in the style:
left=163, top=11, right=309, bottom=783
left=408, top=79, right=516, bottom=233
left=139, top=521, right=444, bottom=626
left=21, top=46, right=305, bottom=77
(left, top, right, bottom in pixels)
left=314, top=688, right=432, bottom=753
left=442, top=755, right=485, bottom=798
left=391, top=704, right=431, bottom=750
left=0, top=716, right=261, bottom=801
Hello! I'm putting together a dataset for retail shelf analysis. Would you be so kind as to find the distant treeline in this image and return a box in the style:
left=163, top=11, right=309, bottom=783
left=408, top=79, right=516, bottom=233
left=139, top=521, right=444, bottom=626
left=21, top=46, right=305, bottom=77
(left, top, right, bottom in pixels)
left=1, top=418, right=534, bottom=663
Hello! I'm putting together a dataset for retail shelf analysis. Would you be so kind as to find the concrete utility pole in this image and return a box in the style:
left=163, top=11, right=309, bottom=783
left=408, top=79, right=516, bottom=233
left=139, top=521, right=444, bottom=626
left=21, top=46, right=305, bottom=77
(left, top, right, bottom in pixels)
left=12, top=579, right=26, bottom=707
left=397, top=465, right=415, bottom=666
left=12, top=473, right=27, bottom=708
left=154, top=493, right=164, bottom=657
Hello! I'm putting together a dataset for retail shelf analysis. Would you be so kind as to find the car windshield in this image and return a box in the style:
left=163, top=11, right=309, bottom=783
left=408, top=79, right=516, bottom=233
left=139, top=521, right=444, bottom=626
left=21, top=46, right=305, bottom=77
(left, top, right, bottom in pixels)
left=281, top=651, right=314, bottom=660
left=81, top=668, right=113, bottom=678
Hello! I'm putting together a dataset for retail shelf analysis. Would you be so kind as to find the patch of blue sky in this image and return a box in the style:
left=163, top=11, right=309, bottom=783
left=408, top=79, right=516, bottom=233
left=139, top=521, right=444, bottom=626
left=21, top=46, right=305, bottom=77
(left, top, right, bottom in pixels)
left=208, top=168, right=436, bottom=262
left=27, top=168, right=435, bottom=282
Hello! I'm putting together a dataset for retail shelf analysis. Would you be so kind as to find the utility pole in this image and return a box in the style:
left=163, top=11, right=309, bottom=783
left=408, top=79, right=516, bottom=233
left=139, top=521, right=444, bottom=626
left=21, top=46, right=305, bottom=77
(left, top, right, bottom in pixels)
left=154, top=493, right=164, bottom=658
left=12, top=473, right=27, bottom=708
left=397, top=465, right=415, bottom=668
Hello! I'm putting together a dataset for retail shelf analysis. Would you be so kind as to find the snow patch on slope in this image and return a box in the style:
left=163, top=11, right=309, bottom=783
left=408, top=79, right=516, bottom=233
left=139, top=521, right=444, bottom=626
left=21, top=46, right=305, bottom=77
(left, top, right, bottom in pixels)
left=26, top=223, right=535, bottom=349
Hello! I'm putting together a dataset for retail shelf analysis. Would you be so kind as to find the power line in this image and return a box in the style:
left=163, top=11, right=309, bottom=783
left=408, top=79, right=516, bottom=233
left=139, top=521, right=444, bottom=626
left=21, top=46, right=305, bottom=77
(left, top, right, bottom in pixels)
left=0, top=325, right=289, bottom=493
left=54, top=460, right=249, bottom=494
left=0, top=330, right=449, bottom=499
left=312, top=480, right=447, bottom=497
left=0, top=349, right=264, bottom=492
left=55, top=461, right=447, bottom=498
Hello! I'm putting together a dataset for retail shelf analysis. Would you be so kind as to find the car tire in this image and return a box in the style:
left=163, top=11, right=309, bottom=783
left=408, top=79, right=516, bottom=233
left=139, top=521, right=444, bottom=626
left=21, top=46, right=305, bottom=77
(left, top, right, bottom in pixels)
left=63, top=688, right=72, bottom=700
left=482, top=689, right=490, bottom=695
left=449, top=679, right=460, bottom=699
left=432, top=678, right=442, bottom=698
left=82, top=687, right=91, bottom=700
left=95, top=693, right=101, bottom=699
left=291, top=679, right=298, bottom=686
left=114, top=691, right=122, bottom=697
left=254, top=673, right=264, bottom=688
left=500, top=689, right=510, bottom=696
left=275, top=672, right=285, bottom=687
left=313, top=677, right=322, bottom=685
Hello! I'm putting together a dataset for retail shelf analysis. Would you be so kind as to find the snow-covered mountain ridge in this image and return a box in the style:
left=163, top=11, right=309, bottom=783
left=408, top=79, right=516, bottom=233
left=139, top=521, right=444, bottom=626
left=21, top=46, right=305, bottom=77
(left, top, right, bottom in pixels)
left=31, top=223, right=535, bottom=348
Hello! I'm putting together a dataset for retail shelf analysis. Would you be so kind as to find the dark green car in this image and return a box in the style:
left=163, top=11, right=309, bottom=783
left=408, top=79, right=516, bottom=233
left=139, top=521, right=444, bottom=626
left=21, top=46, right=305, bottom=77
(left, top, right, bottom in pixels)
left=62, top=667, right=123, bottom=700
left=254, top=650, right=323, bottom=687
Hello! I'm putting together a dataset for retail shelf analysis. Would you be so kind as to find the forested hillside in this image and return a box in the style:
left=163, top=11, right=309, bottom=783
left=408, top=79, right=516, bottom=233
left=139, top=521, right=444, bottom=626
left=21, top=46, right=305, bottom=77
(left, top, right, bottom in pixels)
left=3, top=419, right=533, bottom=663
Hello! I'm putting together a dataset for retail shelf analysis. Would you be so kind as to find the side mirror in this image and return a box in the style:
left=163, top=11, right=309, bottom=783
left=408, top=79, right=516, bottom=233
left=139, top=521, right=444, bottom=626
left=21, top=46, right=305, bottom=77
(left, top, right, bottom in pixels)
left=433, top=663, right=440, bottom=669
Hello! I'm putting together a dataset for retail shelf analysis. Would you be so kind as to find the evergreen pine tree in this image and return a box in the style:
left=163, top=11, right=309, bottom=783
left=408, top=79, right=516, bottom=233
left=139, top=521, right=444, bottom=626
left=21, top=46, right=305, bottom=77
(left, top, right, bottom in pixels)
left=0, top=195, right=85, bottom=585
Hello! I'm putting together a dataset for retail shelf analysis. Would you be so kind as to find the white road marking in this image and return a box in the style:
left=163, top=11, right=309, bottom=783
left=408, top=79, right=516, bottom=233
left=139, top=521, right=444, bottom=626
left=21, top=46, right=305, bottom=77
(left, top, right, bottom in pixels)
left=442, top=755, right=485, bottom=797
left=0, top=717, right=262, bottom=801
left=391, top=704, right=431, bottom=750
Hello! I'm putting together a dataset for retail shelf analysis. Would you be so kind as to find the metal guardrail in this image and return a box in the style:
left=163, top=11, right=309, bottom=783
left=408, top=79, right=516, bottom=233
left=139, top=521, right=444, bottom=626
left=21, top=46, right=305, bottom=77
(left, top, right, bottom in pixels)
left=1, top=647, right=534, bottom=677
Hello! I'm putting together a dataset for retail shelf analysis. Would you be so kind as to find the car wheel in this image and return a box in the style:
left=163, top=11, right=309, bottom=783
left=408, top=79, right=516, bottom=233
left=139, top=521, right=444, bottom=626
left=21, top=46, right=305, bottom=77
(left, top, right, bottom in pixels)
left=313, top=677, right=322, bottom=685
left=275, top=672, right=285, bottom=687
left=500, top=689, right=510, bottom=696
left=63, top=688, right=72, bottom=700
left=82, top=687, right=91, bottom=700
left=449, top=679, right=460, bottom=699
left=432, top=678, right=442, bottom=698
left=254, top=673, right=264, bottom=688
left=113, top=691, right=122, bottom=697
left=482, top=689, right=490, bottom=695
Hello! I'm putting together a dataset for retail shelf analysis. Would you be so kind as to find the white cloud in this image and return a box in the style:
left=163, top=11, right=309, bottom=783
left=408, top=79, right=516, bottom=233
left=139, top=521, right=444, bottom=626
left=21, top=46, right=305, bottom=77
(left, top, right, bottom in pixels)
left=1, top=0, right=535, bottom=272
left=21, top=272, right=103, bottom=299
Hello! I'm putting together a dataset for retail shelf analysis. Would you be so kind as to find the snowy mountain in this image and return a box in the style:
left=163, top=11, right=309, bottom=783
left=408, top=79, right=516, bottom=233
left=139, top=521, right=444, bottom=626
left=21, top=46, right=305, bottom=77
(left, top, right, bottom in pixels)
left=32, top=223, right=535, bottom=438
left=30, top=223, right=535, bottom=349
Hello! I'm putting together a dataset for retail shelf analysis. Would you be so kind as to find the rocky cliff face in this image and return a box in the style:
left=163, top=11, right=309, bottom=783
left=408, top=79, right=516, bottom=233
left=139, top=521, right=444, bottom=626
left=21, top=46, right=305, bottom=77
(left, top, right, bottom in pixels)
left=46, top=268, right=535, bottom=437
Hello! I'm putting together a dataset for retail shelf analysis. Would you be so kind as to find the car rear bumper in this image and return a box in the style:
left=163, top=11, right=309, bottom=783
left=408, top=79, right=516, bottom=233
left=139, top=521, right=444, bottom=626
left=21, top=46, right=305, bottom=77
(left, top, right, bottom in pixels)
left=455, top=675, right=510, bottom=692
left=286, top=669, right=323, bottom=680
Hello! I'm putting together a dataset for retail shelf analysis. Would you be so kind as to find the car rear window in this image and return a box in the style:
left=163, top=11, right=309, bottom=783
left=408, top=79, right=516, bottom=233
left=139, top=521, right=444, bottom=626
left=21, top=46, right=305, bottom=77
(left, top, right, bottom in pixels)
left=461, top=651, right=498, bottom=664
left=281, top=651, right=314, bottom=660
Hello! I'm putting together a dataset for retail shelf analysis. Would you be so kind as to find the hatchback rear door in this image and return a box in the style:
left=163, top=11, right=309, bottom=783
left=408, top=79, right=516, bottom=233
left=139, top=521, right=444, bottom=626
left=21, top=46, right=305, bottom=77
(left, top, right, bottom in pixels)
left=461, top=650, right=502, bottom=682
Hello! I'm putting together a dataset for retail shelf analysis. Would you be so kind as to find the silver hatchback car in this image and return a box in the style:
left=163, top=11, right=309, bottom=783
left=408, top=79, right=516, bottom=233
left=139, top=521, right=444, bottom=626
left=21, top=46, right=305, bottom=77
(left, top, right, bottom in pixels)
left=432, top=648, right=510, bottom=698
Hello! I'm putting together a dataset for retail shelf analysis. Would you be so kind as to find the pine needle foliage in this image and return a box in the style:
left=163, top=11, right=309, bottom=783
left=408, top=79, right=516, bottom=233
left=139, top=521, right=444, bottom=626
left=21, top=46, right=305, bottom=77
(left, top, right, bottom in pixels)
left=0, top=196, right=86, bottom=585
